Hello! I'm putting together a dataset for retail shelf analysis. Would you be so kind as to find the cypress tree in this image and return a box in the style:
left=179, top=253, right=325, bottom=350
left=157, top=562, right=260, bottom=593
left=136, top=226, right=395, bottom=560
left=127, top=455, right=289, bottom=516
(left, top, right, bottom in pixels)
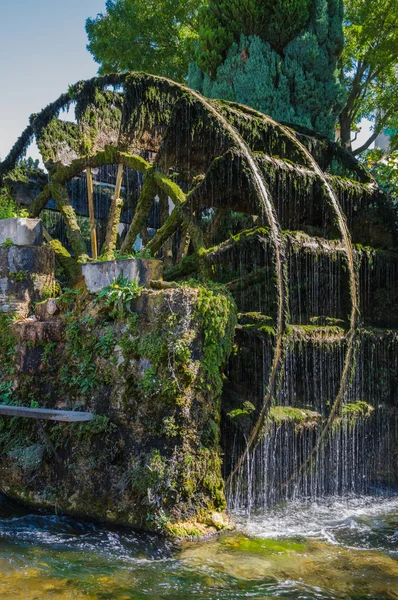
left=189, top=0, right=345, bottom=138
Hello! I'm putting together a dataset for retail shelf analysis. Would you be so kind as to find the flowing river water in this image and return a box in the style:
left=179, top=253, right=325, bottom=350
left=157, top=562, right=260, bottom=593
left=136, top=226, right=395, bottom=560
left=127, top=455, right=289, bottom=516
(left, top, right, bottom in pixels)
left=1, top=492, right=397, bottom=599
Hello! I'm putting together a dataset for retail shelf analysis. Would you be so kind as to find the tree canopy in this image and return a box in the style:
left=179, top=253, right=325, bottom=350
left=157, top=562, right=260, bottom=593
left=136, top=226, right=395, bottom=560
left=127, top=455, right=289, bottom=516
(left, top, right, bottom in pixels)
left=85, top=0, right=201, bottom=82
left=85, top=0, right=398, bottom=152
left=194, top=0, right=313, bottom=77
left=189, top=0, right=345, bottom=138
left=339, top=0, right=398, bottom=154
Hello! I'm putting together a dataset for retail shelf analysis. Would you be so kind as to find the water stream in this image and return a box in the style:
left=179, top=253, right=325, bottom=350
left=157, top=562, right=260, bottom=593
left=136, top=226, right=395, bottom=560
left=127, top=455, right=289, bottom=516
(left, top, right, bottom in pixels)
left=1, top=492, right=397, bottom=599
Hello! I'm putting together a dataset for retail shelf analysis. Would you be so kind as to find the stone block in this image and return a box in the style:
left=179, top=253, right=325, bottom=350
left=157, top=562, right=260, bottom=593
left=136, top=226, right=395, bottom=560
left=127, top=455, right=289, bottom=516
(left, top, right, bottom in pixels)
left=0, top=218, right=43, bottom=247
left=82, top=258, right=163, bottom=293
left=35, top=298, right=60, bottom=321
left=0, top=245, right=55, bottom=317
left=12, top=319, right=65, bottom=344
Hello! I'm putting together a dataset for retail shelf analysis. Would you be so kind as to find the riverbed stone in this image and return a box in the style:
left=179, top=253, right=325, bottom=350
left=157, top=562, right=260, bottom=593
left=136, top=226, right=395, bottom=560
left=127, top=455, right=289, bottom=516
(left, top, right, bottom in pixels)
left=82, top=258, right=163, bottom=293
left=0, top=218, right=43, bottom=247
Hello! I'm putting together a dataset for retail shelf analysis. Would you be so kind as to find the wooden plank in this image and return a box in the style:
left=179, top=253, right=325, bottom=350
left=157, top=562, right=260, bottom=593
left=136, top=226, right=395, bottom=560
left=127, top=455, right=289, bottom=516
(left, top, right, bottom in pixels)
left=0, top=405, right=93, bottom=422
left=86, top=167, right=98, bottom=260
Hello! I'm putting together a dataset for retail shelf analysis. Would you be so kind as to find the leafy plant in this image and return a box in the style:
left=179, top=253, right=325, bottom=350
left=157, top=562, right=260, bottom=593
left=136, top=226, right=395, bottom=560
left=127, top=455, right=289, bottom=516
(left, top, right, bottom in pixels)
left=364, top=149, right=398, bottom=203
left=1, top=238, right=13, bottom=249
left=131, top=248, right=153, bottom=260
left=95, top=275, right=143, bottom=318
left=8, top=270, right=30, bottom=283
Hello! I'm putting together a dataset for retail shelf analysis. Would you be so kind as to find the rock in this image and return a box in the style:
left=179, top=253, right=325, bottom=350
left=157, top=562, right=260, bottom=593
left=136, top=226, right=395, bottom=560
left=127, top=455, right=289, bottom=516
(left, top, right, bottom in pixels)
left=0, top=218, right=43, bottom=247
left=82, top=258, right=163, bottom=293
left=35, top=298, right=60, bottom=321
left=0, top=245, right=55, bottom=317
left=11, top=319, right=65, bottom=344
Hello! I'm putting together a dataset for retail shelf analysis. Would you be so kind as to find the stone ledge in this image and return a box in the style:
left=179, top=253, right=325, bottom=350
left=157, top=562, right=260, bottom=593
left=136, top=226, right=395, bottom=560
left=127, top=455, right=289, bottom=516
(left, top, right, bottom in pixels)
left=12, top=319, right=65, bottom=343
left=0, top=218, right=43, bottom=247
left=82, top=258, right=163, bottom=293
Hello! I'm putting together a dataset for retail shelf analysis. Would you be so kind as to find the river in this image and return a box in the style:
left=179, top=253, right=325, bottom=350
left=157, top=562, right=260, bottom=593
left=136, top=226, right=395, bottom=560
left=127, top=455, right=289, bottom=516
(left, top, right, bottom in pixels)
left=0, top=492, right=397, bottom=599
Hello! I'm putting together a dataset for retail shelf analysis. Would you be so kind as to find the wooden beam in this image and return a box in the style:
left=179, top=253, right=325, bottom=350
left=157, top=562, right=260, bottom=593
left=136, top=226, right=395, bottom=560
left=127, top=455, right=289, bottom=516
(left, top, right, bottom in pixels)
left=101, top=163, right=124, bottom=258
left=0, top=405, right=93, bottom=422
left=86, top=167, right=98, bottom=260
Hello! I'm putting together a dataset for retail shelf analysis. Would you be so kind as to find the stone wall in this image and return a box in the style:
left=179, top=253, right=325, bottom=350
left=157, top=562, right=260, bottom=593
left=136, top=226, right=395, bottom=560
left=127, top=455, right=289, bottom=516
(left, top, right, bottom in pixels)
left=0, top=283, right=237, bottom=539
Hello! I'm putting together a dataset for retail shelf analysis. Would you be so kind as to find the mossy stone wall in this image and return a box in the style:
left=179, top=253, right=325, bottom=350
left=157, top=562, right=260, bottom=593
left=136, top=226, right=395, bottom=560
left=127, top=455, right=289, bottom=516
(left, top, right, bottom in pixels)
left=0, top=284, right=236, bottom=538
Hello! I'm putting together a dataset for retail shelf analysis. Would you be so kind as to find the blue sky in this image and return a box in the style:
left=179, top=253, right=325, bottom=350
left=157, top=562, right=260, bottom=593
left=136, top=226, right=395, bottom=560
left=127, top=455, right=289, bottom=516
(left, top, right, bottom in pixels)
left=0, top=0, right=106, bottom=161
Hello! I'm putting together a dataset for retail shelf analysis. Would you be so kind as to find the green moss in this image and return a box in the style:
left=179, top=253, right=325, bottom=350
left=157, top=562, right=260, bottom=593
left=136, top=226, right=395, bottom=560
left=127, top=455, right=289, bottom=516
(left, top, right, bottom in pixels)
left=286, top=324, right=346, bottom=342
left=50, top=183, right=89, bottom=262
left=340, top=401, right=374, bottom=418
left=228, top=401, right=256, bottom=419
left=309, top=316, right=346, bottom=327
left=164, top=520, right=209, bottom=539
left=237, top=312, right=273, bottom=326
left=1, top=238, right=13, bottom=249
left=8, top=270, right=30, bottom=283
left=268, top=406, right=321, bottom=427
left=36, top=118, right=80, bottom=165
left=221, top=535, right=305, bottom=555
left=193, top=281, right=238, bottom=396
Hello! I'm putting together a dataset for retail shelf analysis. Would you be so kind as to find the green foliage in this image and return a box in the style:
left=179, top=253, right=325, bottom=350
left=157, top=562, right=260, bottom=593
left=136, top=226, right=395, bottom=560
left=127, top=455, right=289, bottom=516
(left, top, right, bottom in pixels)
left=1, top=238, right=13, bottom=249
left=8, top=270, right=30, bottom=283
left=75, top=415, right=116, bottom=437
left=95, top=275, right=143, bottom=318
left=190, top=0, right=345, bottom=137
left=228, top=401, right=255, bottom=419
left=86, top=0, right=202, bottom=82
left=364, top=149, right=398, bottom=203
left=0, top=187, right=28, bottom=220
left=339, top=0, right=398, bottom=153
left=195, top=0, right=312, bottom=77
left=4, top=157, right=45, bottom=186
left=131, top=248, right=153, bottom=260
left=40, top=281, right=62, bottom=300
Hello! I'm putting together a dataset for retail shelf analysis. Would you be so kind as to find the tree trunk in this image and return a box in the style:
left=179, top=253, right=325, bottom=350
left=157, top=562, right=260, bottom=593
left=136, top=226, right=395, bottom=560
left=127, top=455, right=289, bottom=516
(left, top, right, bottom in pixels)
left=339, top=110, right=353, bottom=154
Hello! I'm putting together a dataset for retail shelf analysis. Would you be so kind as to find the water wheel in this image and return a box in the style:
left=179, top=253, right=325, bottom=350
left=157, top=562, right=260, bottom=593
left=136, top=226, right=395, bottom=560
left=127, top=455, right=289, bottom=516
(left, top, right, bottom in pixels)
left=2, top=73, right=397, bottom=495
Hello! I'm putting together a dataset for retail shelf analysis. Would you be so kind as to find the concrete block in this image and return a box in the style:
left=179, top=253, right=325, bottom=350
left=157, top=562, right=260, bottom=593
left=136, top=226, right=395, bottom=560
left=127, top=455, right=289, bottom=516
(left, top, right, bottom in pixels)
left=0, top=218, right=43, bottom=247
left=82, top=258, right=163, bottom=293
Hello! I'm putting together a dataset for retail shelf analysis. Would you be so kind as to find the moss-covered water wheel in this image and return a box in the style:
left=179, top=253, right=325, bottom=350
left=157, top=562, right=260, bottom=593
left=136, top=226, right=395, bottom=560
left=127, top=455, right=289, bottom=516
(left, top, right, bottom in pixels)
left=1, top=73, right=397, bottom=490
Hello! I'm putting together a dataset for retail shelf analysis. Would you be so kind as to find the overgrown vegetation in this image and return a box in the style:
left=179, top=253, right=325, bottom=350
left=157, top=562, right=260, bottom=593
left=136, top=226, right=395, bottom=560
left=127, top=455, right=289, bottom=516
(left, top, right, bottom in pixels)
left=0, top=187, right=28, bottom=219
left=95, top=275, right=143, bottom=318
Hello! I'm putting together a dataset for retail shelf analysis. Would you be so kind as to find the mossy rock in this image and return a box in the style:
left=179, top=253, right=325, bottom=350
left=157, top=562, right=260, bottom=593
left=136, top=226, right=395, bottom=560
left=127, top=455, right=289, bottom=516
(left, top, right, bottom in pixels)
left=268, top=406, right=322, bottom=427
left=341, top=401, right=374, bottom=419
left=221, top=535, right=305, bottom=555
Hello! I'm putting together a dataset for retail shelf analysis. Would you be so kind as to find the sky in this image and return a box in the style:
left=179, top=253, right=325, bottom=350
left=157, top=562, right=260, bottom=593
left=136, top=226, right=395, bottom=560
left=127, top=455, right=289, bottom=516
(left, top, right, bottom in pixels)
left=0, top=1, right=372, bottom=162
left=0, top=0, right=106, bottom=162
